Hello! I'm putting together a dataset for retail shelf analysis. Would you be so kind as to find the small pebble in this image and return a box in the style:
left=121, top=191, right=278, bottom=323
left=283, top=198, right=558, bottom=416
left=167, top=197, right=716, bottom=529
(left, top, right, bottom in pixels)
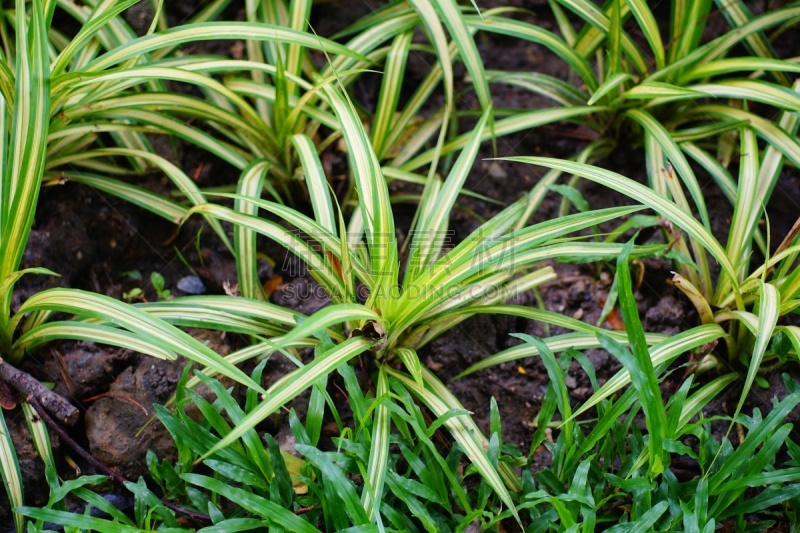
left=176, top=275, right=206, bottom=294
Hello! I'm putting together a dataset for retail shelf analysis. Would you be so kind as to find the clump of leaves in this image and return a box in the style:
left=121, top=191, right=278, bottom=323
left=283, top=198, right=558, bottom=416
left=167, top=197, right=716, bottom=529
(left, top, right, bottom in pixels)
left=457, top=241, right=800, bottom=529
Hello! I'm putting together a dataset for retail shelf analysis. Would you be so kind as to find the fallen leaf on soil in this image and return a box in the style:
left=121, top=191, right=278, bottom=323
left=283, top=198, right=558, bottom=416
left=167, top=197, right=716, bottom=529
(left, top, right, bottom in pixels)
left=262, top=275, right=283, bottom=298
left=0, top=380, right=17, bottom=409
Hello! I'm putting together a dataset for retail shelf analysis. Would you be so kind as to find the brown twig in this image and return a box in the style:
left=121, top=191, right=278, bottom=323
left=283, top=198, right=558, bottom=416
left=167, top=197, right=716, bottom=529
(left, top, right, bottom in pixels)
left=28, top=398, right=211, bottom=524
left=0, top=358, right=79, bottom=426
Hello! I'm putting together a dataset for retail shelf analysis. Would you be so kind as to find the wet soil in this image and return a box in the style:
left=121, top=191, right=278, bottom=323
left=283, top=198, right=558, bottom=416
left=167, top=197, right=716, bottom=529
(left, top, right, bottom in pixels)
left=3, top=0, right=800, bottom=525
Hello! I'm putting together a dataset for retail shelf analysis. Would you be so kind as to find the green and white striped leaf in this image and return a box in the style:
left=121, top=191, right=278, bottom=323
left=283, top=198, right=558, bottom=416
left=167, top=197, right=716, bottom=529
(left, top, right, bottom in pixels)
left=86, top=23, right=365, bottom=72
left=322, top=82, right=398, bottom=312
left=12, top=321, right=176, bottom=362
left=12, top=289, right=260, bottom=391
left=572, top=324, right=726, bottom=418
left=505, top=157, right=737, bottom=297
left=387, top=366, right=522, bottom=524
left=0, top=410, right=23, bottom=533
left=235, top=160, right=270, bottom=300
left=362, top=367, right=391, bottom=521
left=734, top=281, right=780, bottom=415
left=200, top=336, right=374, bottom=461
left=292, top=134, right=336, bottom=234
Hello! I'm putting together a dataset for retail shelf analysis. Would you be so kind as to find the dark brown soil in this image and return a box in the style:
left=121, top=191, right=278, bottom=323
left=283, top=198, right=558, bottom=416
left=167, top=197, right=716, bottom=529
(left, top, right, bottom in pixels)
left=3, top=0, right=800, bottom=525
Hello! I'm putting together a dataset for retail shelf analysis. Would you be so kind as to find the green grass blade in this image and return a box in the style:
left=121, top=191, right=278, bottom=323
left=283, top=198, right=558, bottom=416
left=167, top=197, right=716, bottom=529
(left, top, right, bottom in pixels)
left=184, top=474, right=321, bottom=533
left=609, top=239, right=667, bottom=476
left=571, top=324, right=725, bottom=418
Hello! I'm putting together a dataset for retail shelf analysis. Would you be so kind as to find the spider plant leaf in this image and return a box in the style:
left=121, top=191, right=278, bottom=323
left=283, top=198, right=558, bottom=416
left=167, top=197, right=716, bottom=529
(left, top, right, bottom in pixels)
left=292, top=134, right=336, bottom=234
left=626, top=109, right=710, bottom=228
left=713, top=0, right=789, bottom=85
left=571, top=324, right=726, bottom=418
left=555, top=0, right=647, bottom=74
left=688, top=80, right=800, bottom=112
left=701, top=105, right=800, bottom=166
left=200, top=336, right=374, bottom=462
left=387, top=367, right=522, bottom=525
left=734, top=281, right=780, bottom=416
left=645, top=6, right=800, bottom=85
left=49, top=147, right=232, bottom=250
left=428, top=0, right=492, bottom=115
left=86, top=23, right=365, bottom=72
left=486, top=70, right=587, bottom=107
left=0, top=0, right=50, bottom=286
left=189, top=203, right=346, bottom=297
left=51, top=0, right=140, bottom=75
left=0, top=410, right=23, bottom=533
left=12, top=321, right=176, bottom=362
left=234, top=160, right=270, bottom=301
left=466, top=15, right=597, bottom=91
left=284, top=0, right=312, bottom=98
left=362, top=367, right=391, bottom=522
left=411, top=109, right=490, bottom=278
left=395, top=348, right=425, bottom=389
left=671, top=273, right=715, bottom=325
left=372, top=31, right=413, bottom=157
left=682, top=57, right=800, bottom=82
left=668, top=0, right=712, bottom=68
left=624, top=0, right=665, bottom=70
left=402, top=106, right=601, bottom=172
left=506, top=157, right=736, bottom=290
left=322, top=82, right=398, bottom=313
left=587, top=73, right=632, bottom=105
left=61, top=172, right=186, bottom=222
left=13, top=289, right=261, bottom=391
left=623, top=81, right=711, bottom=101
left=142, top=295, right=301, bottom=330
